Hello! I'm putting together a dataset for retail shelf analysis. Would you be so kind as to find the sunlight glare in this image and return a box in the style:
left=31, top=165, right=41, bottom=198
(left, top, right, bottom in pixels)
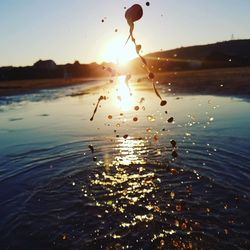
left=114, top=138, right=147, bottom=165
left=102, top=36, right=137, bottom=65
left=115, top=75, right=135, bottom=111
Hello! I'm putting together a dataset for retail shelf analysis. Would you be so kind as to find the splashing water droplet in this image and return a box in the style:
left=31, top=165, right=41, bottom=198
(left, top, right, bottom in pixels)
left=136, top=44, right=142, bottom=53
left=125, top=4, right=143, bottom=24
left=88, top=145, right=94, bottom=153
left=160, top=239, right=165, bottom=247
left=139, top=97, right=145, bottom=103
left=181, top=223, right=187, bottom=230
left=168, top=117, right=174, bottom=123
left=153, top=134, right=159, bottom=141
left=147, top=115, right=155, bottom=122
left=148, top=72, right=155, bottom=79
left=123, top=134, right=129, bottom=139
left=90, top=96, right=105, bottom=121
left=170, top=140, right=177, bottom=147
left=124, top=4, right=166, bottom=102
left=160, top=100, right=167, bottom=106
left=175, top=220, right=179, bottom=227
left=170, top=191, right=175, bottom=199
left=170, top=168, right=177, bottom=175
left=176, top=204, right=182, bottom=212
left=172, top=150, right=178, bottom=158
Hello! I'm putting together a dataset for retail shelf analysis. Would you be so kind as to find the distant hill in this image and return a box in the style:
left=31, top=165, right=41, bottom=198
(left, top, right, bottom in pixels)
left=147, top=39, right=250, bottom=60
left=127, top=39, right=250, bottom=73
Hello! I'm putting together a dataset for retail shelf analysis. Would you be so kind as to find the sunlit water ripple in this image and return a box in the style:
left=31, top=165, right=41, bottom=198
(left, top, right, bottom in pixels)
left=0, top=79, right=250, bottom=249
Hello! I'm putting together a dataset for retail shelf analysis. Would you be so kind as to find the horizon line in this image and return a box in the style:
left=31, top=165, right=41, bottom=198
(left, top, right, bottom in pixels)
left=1, top=38, right=249, bottom=68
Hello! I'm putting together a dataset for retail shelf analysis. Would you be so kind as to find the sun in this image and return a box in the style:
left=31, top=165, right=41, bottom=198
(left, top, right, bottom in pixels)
left=101, top=36, right=137, bottom=66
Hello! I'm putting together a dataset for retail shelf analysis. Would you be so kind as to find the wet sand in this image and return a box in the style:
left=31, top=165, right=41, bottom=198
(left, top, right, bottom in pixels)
left=0, top=67, right=250, bottom=97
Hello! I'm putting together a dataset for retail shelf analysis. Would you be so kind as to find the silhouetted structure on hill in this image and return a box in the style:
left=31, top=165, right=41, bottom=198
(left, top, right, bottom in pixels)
left=33, top=60, right=57, bottom=70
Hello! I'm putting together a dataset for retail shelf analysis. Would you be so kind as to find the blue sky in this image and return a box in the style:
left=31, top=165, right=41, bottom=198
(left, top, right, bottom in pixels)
left=0, top=0, right=250, bottom=66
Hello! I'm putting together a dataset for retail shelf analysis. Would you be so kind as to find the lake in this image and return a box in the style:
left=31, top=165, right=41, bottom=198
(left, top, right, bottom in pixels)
left=0, top=77, right=250, bottom=249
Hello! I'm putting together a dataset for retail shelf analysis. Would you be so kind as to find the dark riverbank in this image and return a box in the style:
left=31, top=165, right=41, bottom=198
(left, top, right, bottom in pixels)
left=0, top=77, right=103, bottom=97
left=0, top=67, right=250, bottom=98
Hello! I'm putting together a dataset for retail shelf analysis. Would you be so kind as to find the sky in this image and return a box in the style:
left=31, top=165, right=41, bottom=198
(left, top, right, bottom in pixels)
left=0, top=0, right=250, bottom=66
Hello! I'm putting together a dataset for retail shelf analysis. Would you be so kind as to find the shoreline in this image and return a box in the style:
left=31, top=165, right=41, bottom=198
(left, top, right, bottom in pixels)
left=156, top=66, right=250, bottom=96
left=0, top=67, right=250, bottom=98
left=0, top=77, right=105, bottom=97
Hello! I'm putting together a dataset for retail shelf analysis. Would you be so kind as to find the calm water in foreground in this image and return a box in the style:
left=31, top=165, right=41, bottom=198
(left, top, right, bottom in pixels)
left=0, top=78, right=250, bottom=250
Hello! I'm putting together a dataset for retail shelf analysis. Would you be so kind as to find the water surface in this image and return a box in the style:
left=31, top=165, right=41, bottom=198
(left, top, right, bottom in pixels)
left=0, top=78, right=250, bottom=249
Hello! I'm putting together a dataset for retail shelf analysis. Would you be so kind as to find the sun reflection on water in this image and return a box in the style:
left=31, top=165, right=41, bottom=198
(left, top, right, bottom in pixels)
left=85, top=136, right=206, bottom=247
left=114, top=75, right=135, bottom=111
left=91, top=137, right=161, bottom=228
left=91, top=163, right=159, bottom=230
left=114, top=137, right=148, bottom=166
